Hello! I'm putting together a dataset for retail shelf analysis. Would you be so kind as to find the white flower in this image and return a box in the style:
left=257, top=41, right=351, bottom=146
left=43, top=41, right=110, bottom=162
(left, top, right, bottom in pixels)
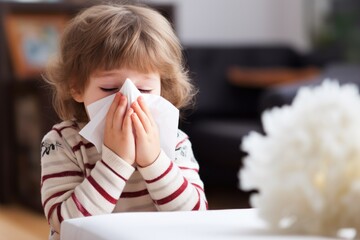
left=239, top=80, right=360, bottom=237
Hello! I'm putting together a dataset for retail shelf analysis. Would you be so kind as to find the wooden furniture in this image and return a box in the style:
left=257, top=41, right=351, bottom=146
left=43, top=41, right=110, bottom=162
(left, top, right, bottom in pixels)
left=227, top=66, right=320, bottom=87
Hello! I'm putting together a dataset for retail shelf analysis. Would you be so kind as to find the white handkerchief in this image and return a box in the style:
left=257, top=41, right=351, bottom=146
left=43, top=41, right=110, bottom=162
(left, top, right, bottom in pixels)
left=79, top=79, right=179, bottom=160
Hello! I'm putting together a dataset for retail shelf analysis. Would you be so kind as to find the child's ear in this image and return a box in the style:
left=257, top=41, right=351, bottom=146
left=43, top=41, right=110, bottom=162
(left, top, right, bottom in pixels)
left=71, top=88, right=84, bottom=103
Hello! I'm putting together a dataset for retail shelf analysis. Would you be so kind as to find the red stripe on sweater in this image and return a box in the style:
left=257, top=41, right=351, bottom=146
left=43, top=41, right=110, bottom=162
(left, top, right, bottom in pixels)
left=84, top=163, right=96, bottom=170
left=101, top=160, right=128, bottom=182
left=175, top=136, right=189, bottom=149
left=145, top=161, right=173, bottom=184
left=57, top=204, right=63, bottom=223
left=42, top=171, right=83, bottom=185
left=179, top=166, right=199, bottom=173
left=47, top=202, right=61, bottom=223
left=154, top=178, right=188, bottom=205
left=51, top=128, right=63, bottom=137
left=72, top=141, right=94, bottom=152
left=192, top=188, right=201, bottom=211
left=87, top=176, right=117, bottom=204
left=191, top=183, right=204, bottom=192
left=71, top=193, right=91, bottom=216
left=191, top=183, right=208, bottom=209
left=52, top=124, right=77, bottom=137
left=121, top=189, right=149, bottom=198
left=43, top=190, right=68, bottom=208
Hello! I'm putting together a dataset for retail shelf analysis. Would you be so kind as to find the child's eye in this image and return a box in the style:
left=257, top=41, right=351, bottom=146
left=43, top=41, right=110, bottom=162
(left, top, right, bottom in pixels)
left=139, top=89, right=151, bottom=94
left=100, top=87, right=119, bottom=92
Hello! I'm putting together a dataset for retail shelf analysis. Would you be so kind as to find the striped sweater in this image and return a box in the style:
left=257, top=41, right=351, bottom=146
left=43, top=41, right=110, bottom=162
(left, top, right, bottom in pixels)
left=40, top=120, right=208, bottom=240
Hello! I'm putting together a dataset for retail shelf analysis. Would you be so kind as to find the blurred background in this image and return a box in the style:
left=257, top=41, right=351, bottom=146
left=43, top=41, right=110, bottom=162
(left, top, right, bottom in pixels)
left=0, top=0, right=359, bottom=239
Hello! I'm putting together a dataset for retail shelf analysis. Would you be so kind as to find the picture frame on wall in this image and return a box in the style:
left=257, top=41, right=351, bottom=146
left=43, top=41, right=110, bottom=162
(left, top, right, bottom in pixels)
left=4, top=13, right=69, bottom=80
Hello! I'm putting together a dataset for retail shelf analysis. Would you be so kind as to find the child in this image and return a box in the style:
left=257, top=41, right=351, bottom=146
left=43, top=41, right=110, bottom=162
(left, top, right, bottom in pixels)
left=40, top=3, right=208, bottom=240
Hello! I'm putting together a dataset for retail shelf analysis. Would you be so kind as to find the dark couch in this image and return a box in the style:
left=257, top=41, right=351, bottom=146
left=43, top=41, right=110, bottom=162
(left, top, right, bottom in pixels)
left=180, top=46, right=314, bottom=191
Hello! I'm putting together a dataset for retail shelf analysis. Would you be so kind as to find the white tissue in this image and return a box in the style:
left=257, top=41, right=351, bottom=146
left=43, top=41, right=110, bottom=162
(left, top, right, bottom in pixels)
left=79, top=79, right=179, bottom=160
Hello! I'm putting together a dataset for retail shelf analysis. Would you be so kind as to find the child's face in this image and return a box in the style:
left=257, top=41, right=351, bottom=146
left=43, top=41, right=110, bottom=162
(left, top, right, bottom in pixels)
left=73, top=68, right=161, bottom=107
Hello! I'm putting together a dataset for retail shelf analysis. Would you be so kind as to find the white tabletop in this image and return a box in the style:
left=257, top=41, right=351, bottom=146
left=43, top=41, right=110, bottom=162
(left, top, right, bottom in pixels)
left=61, top=208, right=339, bottom=240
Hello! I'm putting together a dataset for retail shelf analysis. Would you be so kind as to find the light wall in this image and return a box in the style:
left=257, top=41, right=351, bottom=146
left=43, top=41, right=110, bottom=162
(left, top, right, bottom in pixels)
left=145, top=0, right=331, bottom=52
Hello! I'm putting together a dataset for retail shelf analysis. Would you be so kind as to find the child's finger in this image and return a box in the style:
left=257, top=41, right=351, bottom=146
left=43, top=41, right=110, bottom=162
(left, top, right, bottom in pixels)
left=131, top=98, right=151, bottom=132
left=131, top=112, right=146, bottom=138
left=105, top=93, right=120, bottom=128
left=122, top=108, right=133, bottom=134
left=137, top=96, right=156, bottom=126
left=113, top=95, right=128, bottom=131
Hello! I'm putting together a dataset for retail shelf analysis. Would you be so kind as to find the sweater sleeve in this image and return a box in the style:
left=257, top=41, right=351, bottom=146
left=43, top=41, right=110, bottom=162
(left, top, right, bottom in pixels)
left=137, top=131, right=208, bottom=211
left=40, top=129, right=135, bottom=234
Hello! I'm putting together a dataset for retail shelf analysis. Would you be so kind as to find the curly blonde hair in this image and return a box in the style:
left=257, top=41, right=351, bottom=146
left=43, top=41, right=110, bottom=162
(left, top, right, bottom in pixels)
left=44, top=4, right=195, bottom=122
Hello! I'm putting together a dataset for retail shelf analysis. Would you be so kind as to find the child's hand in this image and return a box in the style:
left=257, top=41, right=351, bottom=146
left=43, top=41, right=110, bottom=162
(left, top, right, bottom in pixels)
left=131, top=96, right=161, bottom=167
left=104, top=93, right=135, bottom=165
